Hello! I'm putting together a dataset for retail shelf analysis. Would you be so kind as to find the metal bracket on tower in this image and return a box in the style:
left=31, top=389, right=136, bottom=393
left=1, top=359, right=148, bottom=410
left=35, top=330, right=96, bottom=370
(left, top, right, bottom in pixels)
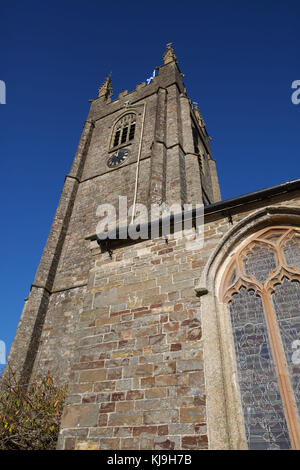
left=97, top=238, right=113, bottom=259
left=223, top=210, right=233, bottom=225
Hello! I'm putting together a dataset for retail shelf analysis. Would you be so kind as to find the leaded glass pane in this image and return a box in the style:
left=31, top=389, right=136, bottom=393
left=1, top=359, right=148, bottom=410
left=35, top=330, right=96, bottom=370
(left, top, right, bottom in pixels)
left=229, top=287, right=291, bottom=449
left=272, top=278, right=300, bottom=423
left=243, top=244, right=277, bottom=283
left=283, top=237, right=300, bottom=272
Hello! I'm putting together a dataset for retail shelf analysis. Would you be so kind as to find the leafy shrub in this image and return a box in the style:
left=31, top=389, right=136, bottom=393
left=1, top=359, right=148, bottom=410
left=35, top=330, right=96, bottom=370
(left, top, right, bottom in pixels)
left=0, top=368, right=66, bottom=450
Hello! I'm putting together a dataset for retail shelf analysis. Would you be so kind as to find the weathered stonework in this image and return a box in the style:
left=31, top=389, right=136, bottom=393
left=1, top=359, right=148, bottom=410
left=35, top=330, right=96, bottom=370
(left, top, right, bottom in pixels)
left=7, top=44, right=300, bottom=450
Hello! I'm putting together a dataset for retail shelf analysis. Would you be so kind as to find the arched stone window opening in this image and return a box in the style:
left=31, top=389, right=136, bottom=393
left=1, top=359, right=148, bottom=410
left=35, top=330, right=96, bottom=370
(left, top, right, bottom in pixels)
left=220, top=226, right=300, bottom=449
left=111, top=113, right=136, bottom=149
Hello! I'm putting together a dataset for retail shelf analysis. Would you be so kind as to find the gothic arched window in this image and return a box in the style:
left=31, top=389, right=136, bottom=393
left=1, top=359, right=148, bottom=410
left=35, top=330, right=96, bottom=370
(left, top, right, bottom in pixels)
left=221, top=226, right=300, bottom=449
left=111, top=113, right=136, bottom=149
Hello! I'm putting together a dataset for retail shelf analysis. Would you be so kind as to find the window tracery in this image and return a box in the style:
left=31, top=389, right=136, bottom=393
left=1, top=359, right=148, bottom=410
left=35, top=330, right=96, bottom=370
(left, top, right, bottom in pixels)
left=111, top=113, right=136, bottom=149
left=222, top=226, right=300, bottom=449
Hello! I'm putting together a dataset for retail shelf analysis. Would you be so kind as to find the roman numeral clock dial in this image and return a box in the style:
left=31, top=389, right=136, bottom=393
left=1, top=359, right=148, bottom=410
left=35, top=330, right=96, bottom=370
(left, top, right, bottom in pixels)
left=107, top=148, right=130, bottom=168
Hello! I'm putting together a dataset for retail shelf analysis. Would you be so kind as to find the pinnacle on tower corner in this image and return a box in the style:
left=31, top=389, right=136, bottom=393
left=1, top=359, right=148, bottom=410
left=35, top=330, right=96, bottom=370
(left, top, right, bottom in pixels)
left=98, top=74, right=113, bottom=99
left=193, top=102, right=206, bottom=128
left=162, top=42, right=177, bottom=65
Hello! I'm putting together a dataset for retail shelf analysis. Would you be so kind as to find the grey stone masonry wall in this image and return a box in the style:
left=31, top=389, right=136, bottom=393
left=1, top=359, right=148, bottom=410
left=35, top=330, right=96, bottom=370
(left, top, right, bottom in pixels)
left=7, top=50, right=225, bottom=449
left=57, top=228, right=208, bottom=450
left=7, top=120, right=94, bottom=382
left=56, top=191, right=300, bottom=450
left=8, top=55, right=221, bottom=382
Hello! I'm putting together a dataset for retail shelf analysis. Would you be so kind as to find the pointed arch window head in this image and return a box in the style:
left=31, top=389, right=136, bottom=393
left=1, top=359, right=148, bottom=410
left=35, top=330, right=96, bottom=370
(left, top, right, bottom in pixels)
left=221, top=226, right=300, bottom=450
left=111, top=113, right=136, bottom=149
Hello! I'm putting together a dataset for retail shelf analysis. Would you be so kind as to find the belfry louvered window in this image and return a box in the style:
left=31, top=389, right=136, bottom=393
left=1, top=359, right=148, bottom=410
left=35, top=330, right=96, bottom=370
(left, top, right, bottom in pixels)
left=221, top=226, right=300, bottom=449
left=111, top=113, right=136, bottom=149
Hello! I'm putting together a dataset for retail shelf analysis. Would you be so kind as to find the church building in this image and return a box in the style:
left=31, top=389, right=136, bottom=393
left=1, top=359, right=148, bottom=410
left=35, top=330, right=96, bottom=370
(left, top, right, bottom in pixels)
left=8, top=44, right=300, bottom=450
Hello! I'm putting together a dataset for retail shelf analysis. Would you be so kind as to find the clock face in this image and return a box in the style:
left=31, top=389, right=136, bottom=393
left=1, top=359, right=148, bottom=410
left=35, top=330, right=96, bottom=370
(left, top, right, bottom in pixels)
left=107, top=148, right=130, bottom=168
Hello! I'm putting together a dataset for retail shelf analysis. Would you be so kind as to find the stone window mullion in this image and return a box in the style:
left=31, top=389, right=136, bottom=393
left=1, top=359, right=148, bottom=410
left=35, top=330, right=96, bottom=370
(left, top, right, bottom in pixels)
left=261, top=287, right=300, bottom=449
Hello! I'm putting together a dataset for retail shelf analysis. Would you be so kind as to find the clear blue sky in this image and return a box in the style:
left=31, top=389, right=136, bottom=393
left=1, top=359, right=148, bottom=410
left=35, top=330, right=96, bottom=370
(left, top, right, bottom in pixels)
left=1, top=0, right=299, bottom=358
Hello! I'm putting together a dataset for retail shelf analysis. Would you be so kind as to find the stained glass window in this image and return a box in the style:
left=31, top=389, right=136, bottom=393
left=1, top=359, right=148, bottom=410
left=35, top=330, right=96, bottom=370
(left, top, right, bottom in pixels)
left=283, top=237, right=300, bottom=271
left=243, top=244, right=277, bottom=284
left=272, top=278, right=300, bottom=420
left=229, top=288, right=291, bottom=449
left=223, top=227, right=300, bottom=449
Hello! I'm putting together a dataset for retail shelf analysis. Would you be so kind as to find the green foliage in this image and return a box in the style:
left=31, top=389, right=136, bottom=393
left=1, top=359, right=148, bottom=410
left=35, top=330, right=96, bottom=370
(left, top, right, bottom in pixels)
left=0, top=369, right=66, bottom=450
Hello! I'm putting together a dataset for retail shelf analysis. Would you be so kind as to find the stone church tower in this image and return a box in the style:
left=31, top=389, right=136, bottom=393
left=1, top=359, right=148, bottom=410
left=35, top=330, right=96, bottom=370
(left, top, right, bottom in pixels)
left=8, top=45, right=300, bottom=450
